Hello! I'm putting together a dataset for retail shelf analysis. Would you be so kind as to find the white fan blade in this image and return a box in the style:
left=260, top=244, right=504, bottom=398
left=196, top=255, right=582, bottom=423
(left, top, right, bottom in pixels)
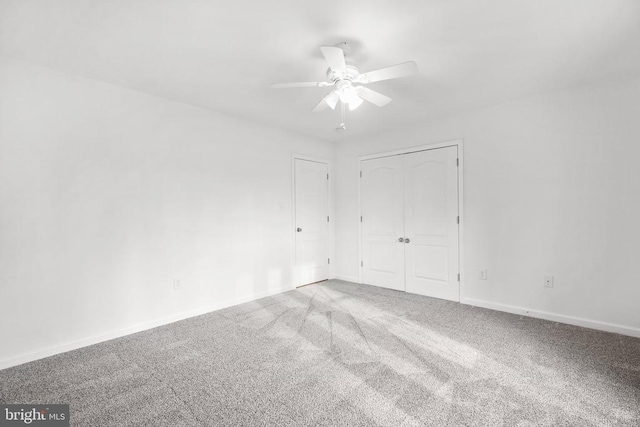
left=312, top=91, right=340, bottom=112
left=356, top=61, right=418, bottom=84
left=355, top=86, right=392, bottom=107
left=320, top=46, right=346, bottom=73
left=272, top=81, right=332, bottom=89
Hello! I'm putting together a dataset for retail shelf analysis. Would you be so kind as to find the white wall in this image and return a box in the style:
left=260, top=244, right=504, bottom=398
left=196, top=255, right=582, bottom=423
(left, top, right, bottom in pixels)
left=334, top=77, right=640, bottom=335
left=2, top=55, right=639, bottom=369
left=0, top=58, right=332, bottom=368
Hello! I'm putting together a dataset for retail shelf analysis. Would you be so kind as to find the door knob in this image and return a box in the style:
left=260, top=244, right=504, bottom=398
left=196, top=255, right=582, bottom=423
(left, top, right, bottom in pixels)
left=404, top=238, right=410, bottom=243
left=296, top=227, right=302, bottom=232
left=398, top=237, right=404, bottom=243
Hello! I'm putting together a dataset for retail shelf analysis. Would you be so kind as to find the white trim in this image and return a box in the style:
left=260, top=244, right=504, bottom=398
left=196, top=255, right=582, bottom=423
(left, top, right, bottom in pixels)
left=291, top=154, right=332, bottom=165
left=359, top=140, right=462, bottom=161
left=462, top=297, right=640, bottom=338
left=356, top=161, right=363, bottom=284
left=357, top=139, right=464, bottom=301
left=292, top=154, right=332, bottom=287
left=456, top=142, right=465, bottom=302
left=0, top=285, right=294, bottom=371
left=333, top=275, right=359, bottom=283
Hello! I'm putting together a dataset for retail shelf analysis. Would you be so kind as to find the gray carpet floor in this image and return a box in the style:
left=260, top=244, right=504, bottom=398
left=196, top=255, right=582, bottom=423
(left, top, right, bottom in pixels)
left=1, top=280, right=639, bottom=426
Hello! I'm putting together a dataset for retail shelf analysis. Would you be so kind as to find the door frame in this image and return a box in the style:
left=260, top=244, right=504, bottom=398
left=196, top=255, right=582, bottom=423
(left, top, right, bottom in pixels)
left=292, top=154, right=333, bottom=288
left=357, top=139, right=465, bottom=301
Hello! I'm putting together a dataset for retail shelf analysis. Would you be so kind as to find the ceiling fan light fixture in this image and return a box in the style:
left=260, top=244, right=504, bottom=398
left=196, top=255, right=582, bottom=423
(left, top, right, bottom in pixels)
left=326, top=91, right=340, bottom=110
left=338, top=84, right=362, bottom=110
left=348, top=95, right=363, bottom=110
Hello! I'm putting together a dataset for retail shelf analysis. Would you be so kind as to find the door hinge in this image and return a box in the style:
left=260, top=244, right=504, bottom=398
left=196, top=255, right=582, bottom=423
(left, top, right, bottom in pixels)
left=360, top=216, right=363, bottom=222
left=328, top=258, right=330, bottom=265
left=457, top=158, right=459, bottom=167
left=457, top=273, right=460, bottom=281
left=360, top=171, right=362, bottom=178
left=457, top=216, right=459, bottom=224
left=361, top=261, right=363, bottom=267
left=327, top=173, right=329, bottom=180
left=327, top=216, right=330, bottom=222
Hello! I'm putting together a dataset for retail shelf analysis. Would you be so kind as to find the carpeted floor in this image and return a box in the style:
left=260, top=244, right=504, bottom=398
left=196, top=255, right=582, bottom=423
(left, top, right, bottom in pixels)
left=1, top=280, right=639, bottom=426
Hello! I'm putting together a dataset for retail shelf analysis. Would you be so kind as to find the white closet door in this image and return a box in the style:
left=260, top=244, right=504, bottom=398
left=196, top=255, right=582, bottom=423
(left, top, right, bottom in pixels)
left=295, top=159, right=329, bottom=286
left=361, top=155, right=405, bottom=291
left=403, top=146, right=459, bottom=301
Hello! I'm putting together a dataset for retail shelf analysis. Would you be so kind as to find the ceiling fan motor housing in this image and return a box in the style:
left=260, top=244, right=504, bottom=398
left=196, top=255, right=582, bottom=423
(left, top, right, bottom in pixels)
left=326, top=64, right=361, bottom=83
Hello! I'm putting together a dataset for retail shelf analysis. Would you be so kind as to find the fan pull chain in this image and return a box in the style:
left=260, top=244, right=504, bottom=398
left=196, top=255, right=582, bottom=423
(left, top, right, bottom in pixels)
left=336, top=101, right=346, bottom=132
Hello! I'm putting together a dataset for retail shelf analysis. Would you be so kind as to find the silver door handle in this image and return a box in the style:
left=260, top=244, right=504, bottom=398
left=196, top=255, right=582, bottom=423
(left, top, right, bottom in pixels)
left=404, top=238, right=410, bottom=243
left=296, top=227, right=302, bottom=232
left=398, top=237, right=404, bottom=243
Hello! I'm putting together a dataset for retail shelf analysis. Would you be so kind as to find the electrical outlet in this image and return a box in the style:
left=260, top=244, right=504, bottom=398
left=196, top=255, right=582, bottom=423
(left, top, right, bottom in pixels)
left=479, top=269, right=488, bottom=280
left=173, top=279, right=182, bottom=290
left=544, top=276, right=554, bottom=288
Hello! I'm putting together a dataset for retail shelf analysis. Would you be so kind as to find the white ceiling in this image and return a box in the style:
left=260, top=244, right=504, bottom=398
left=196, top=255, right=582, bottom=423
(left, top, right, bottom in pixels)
left=1, top=0, right=640, bottom=142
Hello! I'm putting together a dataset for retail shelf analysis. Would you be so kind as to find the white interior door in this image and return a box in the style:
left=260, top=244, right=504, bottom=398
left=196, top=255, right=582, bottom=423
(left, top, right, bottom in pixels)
left=404, top=146, right=459, bottom=301
left=361, top=155, right=405, bottom=291
left=294, top=159, right=329, bottom=287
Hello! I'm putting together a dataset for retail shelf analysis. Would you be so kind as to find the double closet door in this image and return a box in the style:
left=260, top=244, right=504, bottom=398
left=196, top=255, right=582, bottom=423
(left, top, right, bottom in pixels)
left=360, top=146, right=460, bottom=301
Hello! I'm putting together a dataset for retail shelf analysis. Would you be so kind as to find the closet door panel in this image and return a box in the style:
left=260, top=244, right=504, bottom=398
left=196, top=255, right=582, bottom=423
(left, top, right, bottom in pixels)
left=403, top=146, right=459, bottom=301
left=361, top=156, right=405, bottom=291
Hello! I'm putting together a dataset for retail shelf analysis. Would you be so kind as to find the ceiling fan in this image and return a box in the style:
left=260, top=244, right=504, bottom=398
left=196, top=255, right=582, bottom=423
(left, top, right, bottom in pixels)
left=272, top=42, right=418, bottom=131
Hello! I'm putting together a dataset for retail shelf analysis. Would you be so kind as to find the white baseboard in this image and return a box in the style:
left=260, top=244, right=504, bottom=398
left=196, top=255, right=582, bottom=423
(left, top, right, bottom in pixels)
left=0, top=285, right=294, bottom=371
left=332, top=275, right=360, bottom=283
left=461, top=297, right=640, bottom=338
